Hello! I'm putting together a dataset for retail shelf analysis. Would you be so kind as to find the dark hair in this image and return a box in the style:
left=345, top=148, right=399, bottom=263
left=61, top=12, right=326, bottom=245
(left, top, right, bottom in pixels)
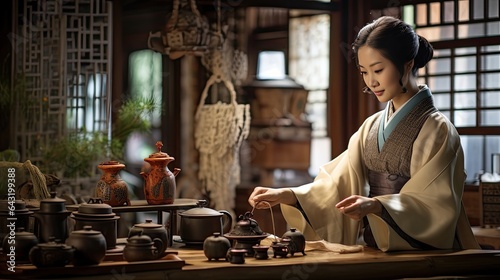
left=352, top=16, right=433, bottom=79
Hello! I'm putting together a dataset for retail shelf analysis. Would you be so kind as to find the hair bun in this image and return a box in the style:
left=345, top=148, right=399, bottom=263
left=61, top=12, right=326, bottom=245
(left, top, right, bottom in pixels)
left=414, top=35, right=434, bottom=69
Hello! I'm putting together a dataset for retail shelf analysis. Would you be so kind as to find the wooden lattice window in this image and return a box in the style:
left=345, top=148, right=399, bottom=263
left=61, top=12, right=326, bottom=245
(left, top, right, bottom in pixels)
left=370, top=0, right=500, bottom=181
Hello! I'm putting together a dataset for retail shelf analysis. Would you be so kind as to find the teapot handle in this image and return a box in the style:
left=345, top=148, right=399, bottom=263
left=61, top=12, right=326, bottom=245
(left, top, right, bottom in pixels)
left=152, top=238, right=164, bottom=259
left=218, top=210, right=233, bottom=234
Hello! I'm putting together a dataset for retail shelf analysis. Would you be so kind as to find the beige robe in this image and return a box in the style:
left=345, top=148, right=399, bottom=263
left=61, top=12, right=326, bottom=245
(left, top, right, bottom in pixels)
left=281, top=111, right=480, bottom=251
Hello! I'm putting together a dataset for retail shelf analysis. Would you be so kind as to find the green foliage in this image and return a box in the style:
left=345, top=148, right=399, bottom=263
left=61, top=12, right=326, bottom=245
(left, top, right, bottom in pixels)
left=41, top=96, right=161, bottom=178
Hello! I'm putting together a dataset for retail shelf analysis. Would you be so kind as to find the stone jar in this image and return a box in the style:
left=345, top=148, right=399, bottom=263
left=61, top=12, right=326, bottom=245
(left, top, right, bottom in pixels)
left=95, top=161, right=131, bottom=207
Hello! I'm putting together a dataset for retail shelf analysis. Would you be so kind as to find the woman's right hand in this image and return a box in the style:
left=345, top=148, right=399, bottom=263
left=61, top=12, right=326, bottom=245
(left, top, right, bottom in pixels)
left=248, top=186, right=297, bottom=209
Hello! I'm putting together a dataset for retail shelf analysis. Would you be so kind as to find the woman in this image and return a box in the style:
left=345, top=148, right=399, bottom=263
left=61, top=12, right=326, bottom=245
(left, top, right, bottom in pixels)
left=248, top=16, right=479, bottom=252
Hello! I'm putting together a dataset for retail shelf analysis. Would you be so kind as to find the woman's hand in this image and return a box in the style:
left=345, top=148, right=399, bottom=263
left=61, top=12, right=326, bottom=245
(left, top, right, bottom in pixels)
left=248, top=187, right=297, bottom=209
left=335, top=195, right=382, bottom=221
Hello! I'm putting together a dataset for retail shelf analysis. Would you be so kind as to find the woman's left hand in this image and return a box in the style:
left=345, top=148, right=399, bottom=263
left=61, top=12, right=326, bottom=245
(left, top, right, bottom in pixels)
left=335, top=195, right=382, bottom=221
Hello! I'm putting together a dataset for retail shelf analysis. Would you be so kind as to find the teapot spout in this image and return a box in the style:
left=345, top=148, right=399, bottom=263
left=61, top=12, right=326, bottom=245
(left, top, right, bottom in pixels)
left=173, top=168, right=181, bottom=177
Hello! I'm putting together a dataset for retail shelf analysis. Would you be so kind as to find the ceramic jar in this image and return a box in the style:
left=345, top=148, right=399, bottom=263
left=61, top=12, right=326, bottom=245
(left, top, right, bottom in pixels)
left=29, top=237, right=74, bottom=268
left=123, top=232, right=163, bottom=262
left=2, top=227, right=38, bottom=263
left=95, top=161, right=131, bottom=207
left=66, top=226, right=107, bottom=266
left=0, top=199, right=33, bottom=241
left=141, top=141, right=180, bottom=205
left=226, top=249, right=246, bottom=264
left=33, top=192, right=71, bottom=243
left=282, top=228, right=306, bottom=256
left=178, top=200, right=232, bottom=244
left=71, top=198, right=119, bottom=249
left=203, top=232, right=231, bottom=261
left=128, top=219, right=168, bottom=253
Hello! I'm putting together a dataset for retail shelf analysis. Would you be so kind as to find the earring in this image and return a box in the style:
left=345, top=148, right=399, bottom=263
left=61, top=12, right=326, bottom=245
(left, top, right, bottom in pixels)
left=402, top=86, right=407, bottom=93
left=362, top=87, right=373, bottom=94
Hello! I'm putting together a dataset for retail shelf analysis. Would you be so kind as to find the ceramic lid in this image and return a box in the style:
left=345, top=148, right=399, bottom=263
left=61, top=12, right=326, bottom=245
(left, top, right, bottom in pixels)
left=0, top=200, right=32, bottom=215
left=145, top=141, right=174, bottom=159
left=39, top=192, right=68, bottom=214
left=37, top=237, right=73, bottom=250
left=134, top=219, right=162, bottom=228
left=127, top=233, right=153, bottom=246
left=178, top=200, right=223, bottom=217
left=97, top=160, right=125, bottom=168
left=78, top=198, right=113, bottom=215
left=70, top=226, right=101, bottom=236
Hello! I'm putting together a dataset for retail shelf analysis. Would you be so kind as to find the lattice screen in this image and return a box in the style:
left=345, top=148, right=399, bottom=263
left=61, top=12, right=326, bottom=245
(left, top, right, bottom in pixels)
left=11, top=0, right=113, bottom=167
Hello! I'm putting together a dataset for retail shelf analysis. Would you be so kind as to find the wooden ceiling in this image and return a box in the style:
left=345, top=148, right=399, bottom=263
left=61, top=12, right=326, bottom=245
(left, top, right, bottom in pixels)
left=118, top=0, right=339, bottom=14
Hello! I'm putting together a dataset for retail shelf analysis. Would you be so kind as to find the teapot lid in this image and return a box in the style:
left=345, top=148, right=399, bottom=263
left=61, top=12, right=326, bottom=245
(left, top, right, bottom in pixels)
left=37, top=237, right=73, bottom=250
left=70, top=225, right=102, bottom=236
left=0, top=200, right=32, bottom=214
left=127, top=232, right=153, bottom=246
left=179, top=200, right=223, bottom=217
left=78, top=198, right=113, bottom=215
left=146, top=141, right=174, bottom=159
left=41, top=192, right=66, bottom=204
left=134, top=219, right=162, bottom=228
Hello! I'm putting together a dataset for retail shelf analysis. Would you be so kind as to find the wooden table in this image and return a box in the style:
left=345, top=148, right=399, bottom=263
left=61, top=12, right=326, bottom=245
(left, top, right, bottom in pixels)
left=9, top=243, right=498, bottom=280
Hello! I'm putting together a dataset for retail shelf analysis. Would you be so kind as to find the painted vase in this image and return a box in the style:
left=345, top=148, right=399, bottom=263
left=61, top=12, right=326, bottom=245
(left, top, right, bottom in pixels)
left=141, top=141, right=180, bottom=205
left=95, top=161, right=131, bottom=207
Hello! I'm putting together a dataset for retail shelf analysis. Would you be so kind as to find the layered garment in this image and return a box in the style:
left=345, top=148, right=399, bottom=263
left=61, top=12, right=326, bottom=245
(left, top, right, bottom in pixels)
left=281, top=87, right=480, bottom=251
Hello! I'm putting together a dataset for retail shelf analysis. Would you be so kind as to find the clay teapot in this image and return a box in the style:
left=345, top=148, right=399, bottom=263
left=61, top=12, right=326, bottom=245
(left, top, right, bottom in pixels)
left=65, top=226, right=107, bottom=266
left=123, top=231, right=163, bottom=262
left=29, top=237, right=74, bottom=268
left=203, top=232, right=231, bottom=261
left=95, top=160, right=131, bottom=206
left=229, top=211, right=264, bottom=236
left=128, top=219, right=168, bottom=253
left=33, top=192, right=71, bottom=243
left=178, top=200, right=232, bottom=244
left=2, top=227, right=38, bottom=264
left=141, top=141, right=180, bottom=205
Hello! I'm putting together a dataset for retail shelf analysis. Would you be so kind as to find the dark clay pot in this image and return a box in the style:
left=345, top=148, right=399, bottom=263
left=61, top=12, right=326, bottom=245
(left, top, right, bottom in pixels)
left=178, top=200, right=232, bottom=244
left=0, top=200, right=33, bottom=241
left=66, top=226, right=107, bottom=266
left=282, top=228, right=306, bottom=256
left=29, top=237, right=74, bottom=268
left=34, top=193, right=71, bottom=243
left=71, top=198, right=119, bottom=249
left=203, top=232, right=231, bottom=261
left=123, top=232, right=163, bottom=262
left=128, top=219, right=168, bottom=253
left=2, top=227, right=38, bottom=263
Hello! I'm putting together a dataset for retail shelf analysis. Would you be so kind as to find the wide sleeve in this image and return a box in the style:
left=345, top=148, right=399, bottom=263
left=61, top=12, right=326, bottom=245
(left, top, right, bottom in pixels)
left=367, top=112, right=480, bottom=251
left=280, top=113, right=380, bottom=245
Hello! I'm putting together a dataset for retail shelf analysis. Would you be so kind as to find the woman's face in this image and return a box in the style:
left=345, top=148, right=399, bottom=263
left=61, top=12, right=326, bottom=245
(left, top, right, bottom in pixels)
left=357, top=46, right=407, bottom=107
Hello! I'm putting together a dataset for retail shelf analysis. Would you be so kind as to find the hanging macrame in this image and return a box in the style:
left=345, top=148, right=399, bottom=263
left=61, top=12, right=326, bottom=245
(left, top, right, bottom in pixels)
left=194, top=80, right=250, bottom=215
left=194, top=0, right=249, bottom=214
